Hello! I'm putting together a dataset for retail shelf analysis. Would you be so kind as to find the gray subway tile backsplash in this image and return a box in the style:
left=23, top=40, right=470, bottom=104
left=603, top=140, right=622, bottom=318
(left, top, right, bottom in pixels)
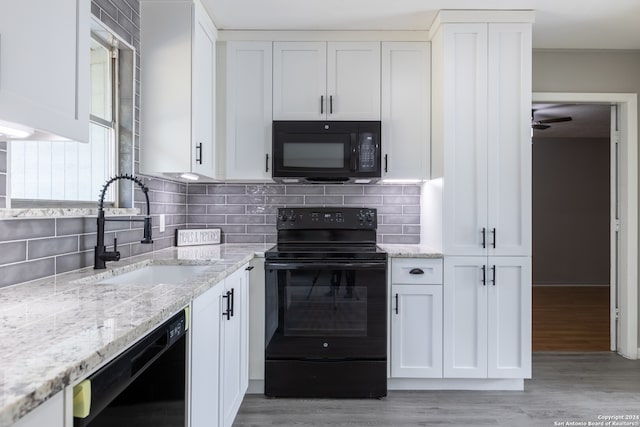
left=28, top=236, right=79, bottom=260
left=0, top=219, right=56, bottom=242
left=0, top=241, right=27, bottom=264
left=0, top=259, right=55, bottom=288
left=184, top=183, right=421, bottom=244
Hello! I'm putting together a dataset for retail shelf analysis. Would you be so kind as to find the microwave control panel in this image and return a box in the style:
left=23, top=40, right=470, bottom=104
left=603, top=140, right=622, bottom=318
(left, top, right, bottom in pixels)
left=358, top=133, right=378, bottom=172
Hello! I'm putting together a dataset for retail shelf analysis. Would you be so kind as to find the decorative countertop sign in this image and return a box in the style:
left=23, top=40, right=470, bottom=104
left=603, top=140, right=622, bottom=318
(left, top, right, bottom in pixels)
left=175, top=228, right=221, bottom=246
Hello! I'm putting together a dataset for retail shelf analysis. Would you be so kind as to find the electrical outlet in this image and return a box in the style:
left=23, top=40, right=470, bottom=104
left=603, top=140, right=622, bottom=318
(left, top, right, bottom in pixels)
left=159, top=214, right=165, bottom=233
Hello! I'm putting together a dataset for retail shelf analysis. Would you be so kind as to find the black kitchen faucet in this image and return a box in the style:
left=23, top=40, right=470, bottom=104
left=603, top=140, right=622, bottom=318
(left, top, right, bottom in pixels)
left=94, top=174, right=153, bottom=269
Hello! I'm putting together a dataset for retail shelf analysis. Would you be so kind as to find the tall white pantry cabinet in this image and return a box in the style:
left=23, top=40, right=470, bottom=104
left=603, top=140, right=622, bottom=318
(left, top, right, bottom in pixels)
left=426, top=12, right=534, bottom=381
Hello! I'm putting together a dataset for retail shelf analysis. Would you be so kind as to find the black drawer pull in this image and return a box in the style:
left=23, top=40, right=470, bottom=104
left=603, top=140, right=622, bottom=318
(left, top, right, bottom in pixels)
left=409, top=268, right=424, bottom=275
left=246, top=265, right=254, bottom=271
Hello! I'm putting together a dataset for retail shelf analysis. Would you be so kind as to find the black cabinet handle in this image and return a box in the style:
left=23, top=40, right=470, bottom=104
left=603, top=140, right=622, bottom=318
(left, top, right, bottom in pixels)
left=492, top=228, right=496, bottom=249
left=222, top=291, right=231, bottom=320
left=196, top=143, right=203, bottom=164
left=409, top=268, right=424, bottom=275
left=245, top=265, right=254, bottom=271
left=320, top=95, right=324, bottom=114
left=229, top=288, right=235, bottom=317
left=394, top=293, right=399, bottom=314
left=265, top=153, right=270, bottom=173
left=384, top=154, right=388, bottom=173
left=491, top=265, right=496, bottom=286
left=330, top=95, right=333, bottom=114
left=481, top=265, right=486, bottom=286
left=481, top=227, right=487, bottom=249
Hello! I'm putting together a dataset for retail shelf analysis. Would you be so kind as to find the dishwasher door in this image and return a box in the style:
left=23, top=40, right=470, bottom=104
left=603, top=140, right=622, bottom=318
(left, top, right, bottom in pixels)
left=73, top=309, right=187, bottom=427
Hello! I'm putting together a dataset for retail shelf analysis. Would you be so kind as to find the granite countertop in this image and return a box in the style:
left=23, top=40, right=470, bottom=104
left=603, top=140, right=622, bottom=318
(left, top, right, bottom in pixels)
left=0, top=243, right=272, bottom=427
left=379, top=244, right=443, bottom=258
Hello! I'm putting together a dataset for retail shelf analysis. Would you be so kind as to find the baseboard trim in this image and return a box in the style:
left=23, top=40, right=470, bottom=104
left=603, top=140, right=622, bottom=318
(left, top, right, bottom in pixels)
left=250, top=378, right=525, bottom=393
left=388, top=378, right=525, bottom=391
left=247, top=379, right=265, bottom=394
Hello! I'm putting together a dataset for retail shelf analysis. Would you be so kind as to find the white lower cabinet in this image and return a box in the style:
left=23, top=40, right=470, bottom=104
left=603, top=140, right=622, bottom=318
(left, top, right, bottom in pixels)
left=220, top=266, right=249, bottom=427
left=390, top=258, right=443, bottom=378
left=190, top=264, right=250, bottom=427
left=12, top=392, right=64, bottom=427
left=443, top=256, right=531, bottom=379
left=191, top=279, right=223, bottom=427
left=391, top=284, right=443, bottom=378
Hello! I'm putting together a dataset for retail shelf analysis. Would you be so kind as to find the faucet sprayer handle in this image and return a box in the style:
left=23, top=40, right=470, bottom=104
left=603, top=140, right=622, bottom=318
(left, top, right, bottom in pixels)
left=141, top=216, right=154, bottom=244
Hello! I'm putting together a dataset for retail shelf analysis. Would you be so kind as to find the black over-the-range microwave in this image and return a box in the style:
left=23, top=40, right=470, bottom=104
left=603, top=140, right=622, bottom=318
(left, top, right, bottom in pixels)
left=272, top=121, right=381, bottom=183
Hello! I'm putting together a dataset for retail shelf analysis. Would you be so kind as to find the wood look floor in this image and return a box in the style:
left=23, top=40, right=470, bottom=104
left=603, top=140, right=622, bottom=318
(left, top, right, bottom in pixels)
left=234, top=353, right=640, bottom=427
left=533, top=285, right=610, bottom=351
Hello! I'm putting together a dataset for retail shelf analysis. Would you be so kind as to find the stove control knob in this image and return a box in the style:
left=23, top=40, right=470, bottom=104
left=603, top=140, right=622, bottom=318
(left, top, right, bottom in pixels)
left=278, top=214, right=288, bottom=222
left=289, top=214, right=296, bottom=222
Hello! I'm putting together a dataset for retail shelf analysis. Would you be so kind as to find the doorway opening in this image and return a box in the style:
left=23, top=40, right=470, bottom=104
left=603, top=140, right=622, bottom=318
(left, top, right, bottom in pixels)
left=532, top=92, right=638, bottom=360
left=532, top=103, right=611, bottom=351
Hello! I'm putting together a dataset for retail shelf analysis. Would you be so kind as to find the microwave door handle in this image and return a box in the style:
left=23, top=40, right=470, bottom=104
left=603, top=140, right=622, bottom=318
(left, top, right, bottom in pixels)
left=351, top=133, right=358, bottom=171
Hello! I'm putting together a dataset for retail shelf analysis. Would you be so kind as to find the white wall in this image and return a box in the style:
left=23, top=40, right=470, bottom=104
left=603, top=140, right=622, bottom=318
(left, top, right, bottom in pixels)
left=532, top=49, right=640, bottom=344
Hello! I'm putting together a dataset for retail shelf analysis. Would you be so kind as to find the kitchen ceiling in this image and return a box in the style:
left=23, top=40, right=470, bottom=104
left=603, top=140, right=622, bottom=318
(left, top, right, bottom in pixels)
left=200, top=0, right=640, bottom=50
left=532, top=104, right=612, bottom=139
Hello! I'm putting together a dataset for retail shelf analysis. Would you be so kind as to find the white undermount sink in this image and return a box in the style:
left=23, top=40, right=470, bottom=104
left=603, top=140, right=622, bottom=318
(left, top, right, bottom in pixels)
left=97, top=265, right=210, bottom=285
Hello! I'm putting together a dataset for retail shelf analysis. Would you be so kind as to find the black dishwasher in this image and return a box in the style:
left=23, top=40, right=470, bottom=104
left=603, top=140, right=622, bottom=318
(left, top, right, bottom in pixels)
left=73, top=309, right=187, bottom=427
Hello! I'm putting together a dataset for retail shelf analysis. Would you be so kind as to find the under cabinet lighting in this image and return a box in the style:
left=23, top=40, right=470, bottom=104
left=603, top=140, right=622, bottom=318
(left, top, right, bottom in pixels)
left=180, top=173, right=200, bottom=181
left=381, top=179, right=424, bottom=184
left=0, top=121, right=34, bottom=139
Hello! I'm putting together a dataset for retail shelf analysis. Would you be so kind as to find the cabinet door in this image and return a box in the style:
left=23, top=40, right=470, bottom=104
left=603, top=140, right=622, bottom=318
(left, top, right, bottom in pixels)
left=225, top=41, right=273, bottom=181
left=13, top=391, right=63, bottom=427
left=192, top=3, right=217, bottom=178
left=191, top=284, right=222, bottom=427
left=220, top=266, right=249, bottom=427
left=487, top=23, right=532, bottom=256
left=381, top=42, right=430, bottom=180
left=273, top=42, right=326, bottom=120
left=487, top=257, right=531, bottom=378
left=443, top=256, right=488, bottom=378
left=326, top=42, right=381, bottom=120
left=391, top=284, right=443, bottom=378
left=0, top=0, right=89, bottom=142
left=441, top=24, right=489, bottom=256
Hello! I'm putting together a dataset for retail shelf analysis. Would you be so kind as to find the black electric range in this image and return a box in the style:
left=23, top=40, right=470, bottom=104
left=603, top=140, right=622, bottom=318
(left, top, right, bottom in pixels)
left=264, top=207, right=388, bottom=398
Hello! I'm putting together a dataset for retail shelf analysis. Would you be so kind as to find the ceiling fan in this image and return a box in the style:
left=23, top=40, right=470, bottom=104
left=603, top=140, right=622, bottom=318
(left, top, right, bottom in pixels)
left=531, top=109, right=573, bottom=130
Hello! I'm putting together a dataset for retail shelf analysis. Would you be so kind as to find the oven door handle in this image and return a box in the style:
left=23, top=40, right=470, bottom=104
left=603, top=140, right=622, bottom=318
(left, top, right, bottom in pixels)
left=265, top=261, right=386, bottom=270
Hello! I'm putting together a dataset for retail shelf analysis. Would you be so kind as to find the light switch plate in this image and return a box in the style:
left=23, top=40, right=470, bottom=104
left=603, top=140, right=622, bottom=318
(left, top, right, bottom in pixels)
left=159, top=214, right=166, bottom=233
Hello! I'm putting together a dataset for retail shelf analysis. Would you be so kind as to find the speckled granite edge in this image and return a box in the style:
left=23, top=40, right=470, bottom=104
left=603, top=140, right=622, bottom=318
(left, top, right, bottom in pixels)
left=0, top=243, right=271, bottom=427
left=379, top=244, right=443, bottom=258
left=0, top=207, right=139, bottom=218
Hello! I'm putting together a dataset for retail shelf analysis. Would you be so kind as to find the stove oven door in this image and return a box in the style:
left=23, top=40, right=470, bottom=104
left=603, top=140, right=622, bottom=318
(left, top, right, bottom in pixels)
left=264, top=259, right=387, bottom=360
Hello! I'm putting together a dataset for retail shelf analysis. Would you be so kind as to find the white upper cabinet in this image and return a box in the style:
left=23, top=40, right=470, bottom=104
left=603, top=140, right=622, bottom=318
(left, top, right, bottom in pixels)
left=0, top=0, right=89, bottom=142
left=429, top=21, right=532, bottom=256
left=221, top=41, right=273, bottom=181
left=273, top=41, right=380, bottom=120
left=140, top=0, right=219, bottom=180
left=381, top=42, right=430, bottom=180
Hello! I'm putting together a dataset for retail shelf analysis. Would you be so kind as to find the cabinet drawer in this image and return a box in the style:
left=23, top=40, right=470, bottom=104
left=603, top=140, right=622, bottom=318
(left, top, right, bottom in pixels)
left=391, top=258, right=443, bottom=285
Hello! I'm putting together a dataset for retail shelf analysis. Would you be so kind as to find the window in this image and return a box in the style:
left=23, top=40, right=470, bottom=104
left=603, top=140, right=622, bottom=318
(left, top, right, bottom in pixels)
left=9, top=24, right=130, bottom=207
